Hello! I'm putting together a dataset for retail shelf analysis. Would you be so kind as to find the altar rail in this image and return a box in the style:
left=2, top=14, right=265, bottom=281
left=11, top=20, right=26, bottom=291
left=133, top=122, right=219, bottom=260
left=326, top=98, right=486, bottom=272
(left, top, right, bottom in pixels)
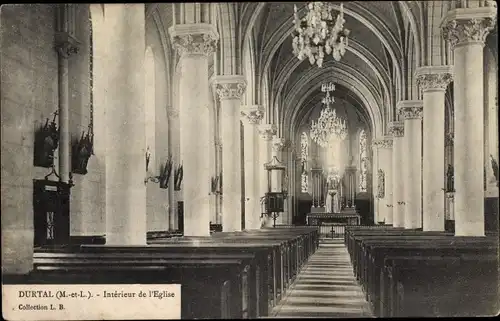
left=274, top=224, right=366, bottom=239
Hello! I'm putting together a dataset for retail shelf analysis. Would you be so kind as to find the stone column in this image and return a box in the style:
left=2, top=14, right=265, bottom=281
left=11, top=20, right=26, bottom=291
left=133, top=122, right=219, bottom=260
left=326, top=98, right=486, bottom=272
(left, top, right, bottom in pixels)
left=442, top=6, right=496, bottom=236
left=397, top=101, right=423, bottom=229
left=241, top=105, right=264, bottom=230
left=259, top=124, right=276, bottom=227
left=373, top=138, right=393, bottom=224
left=388, top=121, right=405, bottom=227
left=167, top=106, right=179, bottom=231
left=104, top=4, right=147, bottom=245
left=215, top=139, right=223, bottom=224
left=212, top=75, right=247, bottom=232
left=169, top=23, right=218, bottom=237
left=55, top=6, right=80, bottom=183
left=416, top=66, right=453, bottom=231
left=371, top=143, right=380, bottom=223
left=272, top=136, right=286, bottom=225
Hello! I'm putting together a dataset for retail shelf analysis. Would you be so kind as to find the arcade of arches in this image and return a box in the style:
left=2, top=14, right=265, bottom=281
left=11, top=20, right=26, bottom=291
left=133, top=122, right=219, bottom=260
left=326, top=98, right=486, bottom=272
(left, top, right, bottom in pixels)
left=1, top=2, right=498, bottom=318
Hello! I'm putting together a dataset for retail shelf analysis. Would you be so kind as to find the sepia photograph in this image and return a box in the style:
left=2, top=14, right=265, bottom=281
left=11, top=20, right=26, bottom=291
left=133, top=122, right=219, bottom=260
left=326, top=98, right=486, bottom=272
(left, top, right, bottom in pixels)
left=1, top=1, right=499, bottom=319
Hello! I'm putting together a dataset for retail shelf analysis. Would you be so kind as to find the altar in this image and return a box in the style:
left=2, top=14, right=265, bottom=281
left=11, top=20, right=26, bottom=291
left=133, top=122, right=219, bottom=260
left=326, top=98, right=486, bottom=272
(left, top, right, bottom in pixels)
left=306, top=208, right=360, bottom=226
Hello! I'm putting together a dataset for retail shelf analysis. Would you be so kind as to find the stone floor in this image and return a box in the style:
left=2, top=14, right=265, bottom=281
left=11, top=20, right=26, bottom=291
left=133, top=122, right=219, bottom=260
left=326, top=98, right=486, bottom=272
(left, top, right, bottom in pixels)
left=270, top=238, right=373, bottom=318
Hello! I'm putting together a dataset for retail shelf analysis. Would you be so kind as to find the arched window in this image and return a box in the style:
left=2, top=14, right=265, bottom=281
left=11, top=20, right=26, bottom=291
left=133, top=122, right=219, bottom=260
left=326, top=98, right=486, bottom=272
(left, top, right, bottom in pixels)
left=301, top=132, right=309, bottom=193
left=359, top=129, right=368, bottom=192
left=145, top=47, right=156, bottom=172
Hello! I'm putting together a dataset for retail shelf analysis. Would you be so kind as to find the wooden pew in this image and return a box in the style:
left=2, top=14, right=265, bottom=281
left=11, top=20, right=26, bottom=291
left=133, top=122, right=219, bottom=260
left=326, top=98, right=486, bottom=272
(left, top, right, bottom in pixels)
left=380, top=254, right=498, bottom=317
left=351, top=235, right=497, bottom=316
left=348, top=230, right=442, bottom=277
left=156, top=230, right=313, bottom=304
left=31, top=253, right=252, bottom=319
left=365, top=239, right=497, bottom=314
left=32, top=227, right=318, bottom=318
left=83, top=228, right=318, bottom=317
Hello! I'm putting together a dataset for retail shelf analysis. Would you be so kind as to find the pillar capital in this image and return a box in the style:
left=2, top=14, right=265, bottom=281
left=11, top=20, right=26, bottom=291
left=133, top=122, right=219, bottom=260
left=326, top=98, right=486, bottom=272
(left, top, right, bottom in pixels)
left=397, top=100, right=423, bottom=120
left=259, top=124, right=277, bottom=141
left=272, top=136, right=286, bottom=152
left=441, top=6, right=497, bottom=48
left=388, top=121, right=405, bottom=137
left=415, top=66, right=453, bottom=92
left=169, top=23, right=219, bottom=57
left=241, top=105, right=264, bottom=125
left=55, top=31, right=80, bottom=58
left=372, top=137, right=393, bottom=149
left=211, top=75, right=247, bottom=101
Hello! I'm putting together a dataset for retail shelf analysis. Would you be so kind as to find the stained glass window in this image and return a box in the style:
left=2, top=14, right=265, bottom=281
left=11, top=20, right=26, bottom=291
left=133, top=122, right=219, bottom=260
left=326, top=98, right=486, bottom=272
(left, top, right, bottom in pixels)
left=359, top=129, right=368, bottom=192
left=301, top=132, right=309, bottom=192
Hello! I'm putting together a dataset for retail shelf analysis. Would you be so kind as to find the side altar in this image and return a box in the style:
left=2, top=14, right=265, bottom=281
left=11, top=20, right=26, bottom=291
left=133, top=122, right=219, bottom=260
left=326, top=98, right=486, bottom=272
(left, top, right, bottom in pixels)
left=306, top=207, right=360, bottom=226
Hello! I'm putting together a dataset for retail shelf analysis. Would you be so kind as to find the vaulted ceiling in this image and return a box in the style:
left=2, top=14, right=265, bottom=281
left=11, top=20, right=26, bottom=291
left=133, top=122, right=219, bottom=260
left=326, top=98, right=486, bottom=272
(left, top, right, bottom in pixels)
left=148, top=2, right=424, bottom=138
left=240, top=1, right=418, bottom=137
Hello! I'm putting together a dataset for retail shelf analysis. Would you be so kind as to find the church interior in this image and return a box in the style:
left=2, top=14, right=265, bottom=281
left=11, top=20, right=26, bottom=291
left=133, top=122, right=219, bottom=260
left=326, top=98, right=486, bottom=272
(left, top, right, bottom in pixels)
left=1, top=1, right=499, bottom=318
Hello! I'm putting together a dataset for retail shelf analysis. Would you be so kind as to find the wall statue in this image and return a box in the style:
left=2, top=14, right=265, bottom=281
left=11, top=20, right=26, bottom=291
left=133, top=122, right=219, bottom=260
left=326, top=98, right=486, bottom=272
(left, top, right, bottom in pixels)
left=377, top=169, right=385, bottom=199
left=446, top=164, right=454, bottom=192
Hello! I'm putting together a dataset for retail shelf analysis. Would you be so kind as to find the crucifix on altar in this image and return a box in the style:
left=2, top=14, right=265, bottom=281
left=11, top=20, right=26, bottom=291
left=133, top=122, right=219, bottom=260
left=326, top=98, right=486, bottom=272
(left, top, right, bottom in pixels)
left=324, top=167, right=342, bottom=213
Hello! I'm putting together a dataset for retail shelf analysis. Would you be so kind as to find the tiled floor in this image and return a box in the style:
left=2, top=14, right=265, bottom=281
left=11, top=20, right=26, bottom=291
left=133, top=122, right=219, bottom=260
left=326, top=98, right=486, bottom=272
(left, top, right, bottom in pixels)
left=271, top=238, right=373, bottom=318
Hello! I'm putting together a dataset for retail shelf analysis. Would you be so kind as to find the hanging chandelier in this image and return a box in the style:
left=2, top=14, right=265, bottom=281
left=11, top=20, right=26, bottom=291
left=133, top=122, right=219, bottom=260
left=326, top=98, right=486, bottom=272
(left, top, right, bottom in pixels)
left=292, top=2, right=350, bottom=68
left=310, top=83, right=348, bottom=147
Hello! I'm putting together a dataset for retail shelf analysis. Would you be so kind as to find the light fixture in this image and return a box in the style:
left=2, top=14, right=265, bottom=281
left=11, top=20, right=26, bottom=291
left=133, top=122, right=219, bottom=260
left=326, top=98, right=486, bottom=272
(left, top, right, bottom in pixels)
left=310, top=83, right=348, bottom=147
left=292, top=2, right=350, bottom=68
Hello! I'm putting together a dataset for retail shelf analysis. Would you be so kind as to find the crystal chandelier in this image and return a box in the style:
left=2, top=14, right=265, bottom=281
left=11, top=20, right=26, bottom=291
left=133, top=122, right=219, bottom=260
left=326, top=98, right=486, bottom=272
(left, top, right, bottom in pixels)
left=310, top=83, right=348, bottom=148
left=292, top=2, right=350, bottom=68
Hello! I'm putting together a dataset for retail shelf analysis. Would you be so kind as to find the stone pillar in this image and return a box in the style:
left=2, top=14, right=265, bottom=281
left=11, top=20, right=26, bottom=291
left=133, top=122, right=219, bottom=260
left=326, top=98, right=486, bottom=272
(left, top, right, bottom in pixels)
left=167, top=106, right=179, bottom=231
left=212, top=75, right=247, bottom=232
left=388, top=121, right=405, bottom=227
left=215, top=139, right=223, bottom=224
left=241, top=105, right=264, bottom=230
left=104, top=4, right=147, bottom=245
left=271, top=136, right=286, bottom=225
left=416, top=66, right=453, bottom=231
left=397, top=101, right=423, bottom=229
left=169, top=23, right=218, bottom=237
left=442, top=6, right=496, bottom=236
left=485, top=50, right=498, bottom=197
left=259, top=124, right=276, bottom=227
left=373, top=138, right=393, bottom=224
left=55, top=6, right=80, bottom=183
left=371, top=143, right=380, bottom=223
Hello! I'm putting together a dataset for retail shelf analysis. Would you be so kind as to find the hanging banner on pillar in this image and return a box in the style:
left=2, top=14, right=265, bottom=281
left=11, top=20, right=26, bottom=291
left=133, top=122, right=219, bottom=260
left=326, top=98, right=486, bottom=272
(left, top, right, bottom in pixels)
left=2, top=284, right=181, bottom=320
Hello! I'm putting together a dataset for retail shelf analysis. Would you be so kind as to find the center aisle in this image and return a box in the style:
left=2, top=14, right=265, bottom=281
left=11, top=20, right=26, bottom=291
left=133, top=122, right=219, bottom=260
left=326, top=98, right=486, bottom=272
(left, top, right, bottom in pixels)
left=270, top=238, right=373, bottom=318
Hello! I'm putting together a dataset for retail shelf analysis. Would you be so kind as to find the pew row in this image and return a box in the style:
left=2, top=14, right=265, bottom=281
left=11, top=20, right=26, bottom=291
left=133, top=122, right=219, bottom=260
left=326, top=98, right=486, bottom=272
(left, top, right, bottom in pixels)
left=31, top=227, right=319, bottom=319
left=344, top=226, right=499, bottom=317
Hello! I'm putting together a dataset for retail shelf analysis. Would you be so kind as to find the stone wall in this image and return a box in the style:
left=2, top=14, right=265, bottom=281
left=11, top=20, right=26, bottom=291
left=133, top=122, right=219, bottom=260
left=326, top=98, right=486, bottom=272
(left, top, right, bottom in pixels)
left=1, top=4, right=60, bottom=273
left=1, top=4, right=172, bottom=274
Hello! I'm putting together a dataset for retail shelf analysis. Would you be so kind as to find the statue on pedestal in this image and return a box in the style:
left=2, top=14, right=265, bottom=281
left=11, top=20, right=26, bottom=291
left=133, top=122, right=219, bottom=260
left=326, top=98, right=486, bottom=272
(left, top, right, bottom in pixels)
left=325, top=191, right=333, bottom=213
left=446, top=164, right=454, bottom=192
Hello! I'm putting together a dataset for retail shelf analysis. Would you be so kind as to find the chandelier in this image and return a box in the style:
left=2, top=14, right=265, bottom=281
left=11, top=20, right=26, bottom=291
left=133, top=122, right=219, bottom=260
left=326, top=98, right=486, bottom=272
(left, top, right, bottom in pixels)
left=292, top=2, right=350, bottom=68
left=310, top=83, right=348, bottom=148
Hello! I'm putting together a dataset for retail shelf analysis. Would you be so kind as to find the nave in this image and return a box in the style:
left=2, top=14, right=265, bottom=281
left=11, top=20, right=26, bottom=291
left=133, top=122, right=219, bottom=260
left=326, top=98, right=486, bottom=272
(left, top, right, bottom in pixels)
left=271, top=239, right=372, bottom=319
left=1, top=2, right=499, bottom=319
left=28, top=224, right=499, bottom=318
